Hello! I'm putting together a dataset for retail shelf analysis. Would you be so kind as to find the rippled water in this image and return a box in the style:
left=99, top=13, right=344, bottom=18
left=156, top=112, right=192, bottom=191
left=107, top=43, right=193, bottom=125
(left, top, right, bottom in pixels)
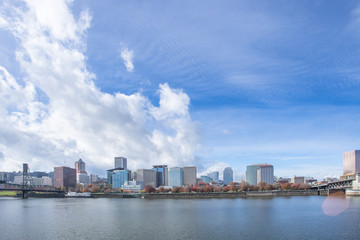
left=1, top=196, right=360, bottom=239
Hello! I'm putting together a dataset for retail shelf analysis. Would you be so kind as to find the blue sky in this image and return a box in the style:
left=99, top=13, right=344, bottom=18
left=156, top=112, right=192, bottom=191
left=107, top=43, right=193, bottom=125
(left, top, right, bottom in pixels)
left=1, top=0, right=360, bottom=179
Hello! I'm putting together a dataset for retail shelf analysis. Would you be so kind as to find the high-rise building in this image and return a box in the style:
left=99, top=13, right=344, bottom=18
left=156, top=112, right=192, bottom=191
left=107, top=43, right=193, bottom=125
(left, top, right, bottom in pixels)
left=169, top=167, right=184, bottom=187
left=75, top=159, right=89, bottom=185
left=107, top=167, right=124, bottom=185
left=184, top=166, right=197, bottom=186
left=136, top=169, right=156, bottom=188
left=112, top=169, right=131, bottom=189
left=207, top=171, right=219, bottom=183
left=75, top=159, right=86, bottom=173
left=223, top=167, right=233, bottom=185
left=343, top=150, right=360, bottom=175
left=114, top=157, right=127, bottom=169
left=257, top=165, right=274, bottom=184
left=152, top=165, right=168, bottom=187
left=54, top=166, right=76, bottom=189
left=246, top=164, right=266, bottom=185
left=77, top=173, right=90, bottom=185
left=90, top=174, right=99, bottom=183
left=200, top=175, right=211, bottom=183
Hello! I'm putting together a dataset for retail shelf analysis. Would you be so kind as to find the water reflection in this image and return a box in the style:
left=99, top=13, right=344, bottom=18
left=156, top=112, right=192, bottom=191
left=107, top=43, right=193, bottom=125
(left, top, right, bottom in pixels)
left=322, top=192, right=349, bottom=216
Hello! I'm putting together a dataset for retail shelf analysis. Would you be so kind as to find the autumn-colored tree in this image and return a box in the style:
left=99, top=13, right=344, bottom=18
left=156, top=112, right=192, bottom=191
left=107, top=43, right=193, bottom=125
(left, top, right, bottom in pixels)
left=91, top=186, right=100, bottom=193
left=223, top=186, right=230, bottom=192
left=240, top=182, right=250, bottom=191
left=258, top=182, right=267, bottom=191
left=144, top=185, right=156, bottom=193
left=104, top=188, right=112, bottom=193
left=129, top=190, right=134, bottom=193
left=198, top=186, right=205, bottom=192
left=191, top=187, right=198, bottom=192
left=229, top=182, right=238, bottom=191
left=165, top=188, right=172, bottom=193
left=172, top=186, right=180, bottom=193
left=214, top=186, right=223, bottom=192
left=291, top=183, right=300, bottom=190
left=264, top=183, right=273, bottom=191
left=123, top=190, right=128, bottom=193
left=184, top=185, right=191, bottom=193
left=273, top=183, right=281, bottom=190
left=196, top=182, right=208, bottom=187
left=249, top=185, right=259, bottom=191
left=281, top=182, right=292, bottom=190
left=158, top=186, right=165, bottom=193
left=82, top=186, right=90, bottom=192
left=204, top=185, right=213, bottom=192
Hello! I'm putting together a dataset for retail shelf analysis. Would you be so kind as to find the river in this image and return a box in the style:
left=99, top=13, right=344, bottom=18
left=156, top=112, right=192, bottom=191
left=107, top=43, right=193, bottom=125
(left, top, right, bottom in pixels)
left=0, top=196, right=359, bottom=239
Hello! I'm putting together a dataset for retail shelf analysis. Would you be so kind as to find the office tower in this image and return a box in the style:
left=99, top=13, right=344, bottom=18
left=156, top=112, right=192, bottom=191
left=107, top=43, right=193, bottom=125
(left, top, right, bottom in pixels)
left=75, top=159, right=89, bottom=185
left=343, top=150, right=360, bottom=175
left=200, top=175, right=211, bottom=183
left=207, top=171, right=219, bottom=183
left=152, top=165, right=168, bottom=187
left=223, top=167, right=233, bottom=185
left=54, top=166, right=76, bottom=189
left=257, top=165, right=274, bottom=184
left=75, top=159, right=86, bottom=173
left=114, top=157, right=127, bottom=169
left=246, top=164, right=266, bottom=185
left=136, top=169, right=156, bottom=188
left=90, top=174, right=99, bottom=183
left=184, top=166, right=197, bottom=186
left=112, top=169, right=131, bottom=189
left=169, top=167, right=184, bottom=187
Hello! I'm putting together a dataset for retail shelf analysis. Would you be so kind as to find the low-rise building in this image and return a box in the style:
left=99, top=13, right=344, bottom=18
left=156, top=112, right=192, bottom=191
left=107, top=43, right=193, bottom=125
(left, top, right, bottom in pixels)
left=290, top=176, right=305, bottom=184
left=42, top=176, right=53, bottom=186
left=122, top=180, right=142, bottom=192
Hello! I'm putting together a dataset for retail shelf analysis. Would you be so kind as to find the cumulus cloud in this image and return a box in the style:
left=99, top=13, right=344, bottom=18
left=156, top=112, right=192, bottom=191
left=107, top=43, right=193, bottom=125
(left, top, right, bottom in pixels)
left=120, top=47, right=134, bottom=72
left=0, top=0, right=200, bottom=174
left=198, top=161, right=243, bottom=182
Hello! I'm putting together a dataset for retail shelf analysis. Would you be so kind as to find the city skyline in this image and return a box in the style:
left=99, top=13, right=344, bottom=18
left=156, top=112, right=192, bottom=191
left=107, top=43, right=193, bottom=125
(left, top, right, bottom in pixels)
left=1, top=1, right=360, bottom=180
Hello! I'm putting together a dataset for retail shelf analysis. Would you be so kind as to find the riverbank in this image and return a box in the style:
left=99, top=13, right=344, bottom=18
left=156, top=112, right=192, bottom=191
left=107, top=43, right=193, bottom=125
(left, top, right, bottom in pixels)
left=0, top=191, right=17, bottom=197
left=0, top=189, right=330, bottom=199
left=141, top=190, right=328, bottom=199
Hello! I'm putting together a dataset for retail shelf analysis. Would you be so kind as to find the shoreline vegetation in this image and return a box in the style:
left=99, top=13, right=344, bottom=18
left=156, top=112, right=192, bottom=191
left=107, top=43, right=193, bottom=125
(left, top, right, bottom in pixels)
left=0, top=182, right=341, bottom=199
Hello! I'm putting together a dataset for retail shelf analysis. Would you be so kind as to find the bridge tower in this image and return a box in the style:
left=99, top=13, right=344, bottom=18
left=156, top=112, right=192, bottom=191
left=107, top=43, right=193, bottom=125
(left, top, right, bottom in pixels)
left=22, top=163, right=33, bottom=198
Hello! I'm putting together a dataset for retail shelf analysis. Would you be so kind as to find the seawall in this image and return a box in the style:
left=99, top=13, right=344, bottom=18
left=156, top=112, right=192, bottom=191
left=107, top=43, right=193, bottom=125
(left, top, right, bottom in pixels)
left=141, top=190, right=327, bottom=199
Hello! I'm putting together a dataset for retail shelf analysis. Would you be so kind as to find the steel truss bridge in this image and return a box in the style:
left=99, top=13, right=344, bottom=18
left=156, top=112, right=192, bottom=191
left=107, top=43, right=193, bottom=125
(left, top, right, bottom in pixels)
left=311, top=179, right=353, bottom=194
left=0, top=163, right=65, bottom=198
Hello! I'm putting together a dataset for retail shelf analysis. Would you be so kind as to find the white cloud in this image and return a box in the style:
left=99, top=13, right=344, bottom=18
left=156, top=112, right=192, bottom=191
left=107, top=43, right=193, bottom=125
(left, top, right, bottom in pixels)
left=0, top=0, right=200, bottom=174
left=197, top=161, right=243, bottom=182
left=120, top=47, right=134, bottom=72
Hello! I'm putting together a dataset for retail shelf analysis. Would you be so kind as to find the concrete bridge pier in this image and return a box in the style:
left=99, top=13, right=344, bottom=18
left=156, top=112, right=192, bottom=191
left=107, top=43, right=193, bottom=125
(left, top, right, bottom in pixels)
left=328, top=189, right=345, bottom=195
left=22, top=191, right=29, bottom=199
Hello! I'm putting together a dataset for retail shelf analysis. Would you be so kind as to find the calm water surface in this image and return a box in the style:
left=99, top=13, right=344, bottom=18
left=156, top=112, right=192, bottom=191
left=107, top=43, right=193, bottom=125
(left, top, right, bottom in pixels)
left=1, top=196, right=360, bottom=240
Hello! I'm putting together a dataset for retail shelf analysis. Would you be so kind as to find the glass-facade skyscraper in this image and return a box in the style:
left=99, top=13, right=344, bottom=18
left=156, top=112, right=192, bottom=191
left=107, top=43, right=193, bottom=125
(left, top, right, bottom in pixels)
left=112, top=169, right=131, bottom=189
left=152, top=165, right=168, bottom=187
left=169, top=167, right=184, bottom=187
left=223, top=167, right=233, bottom=185
left=207, top=171, right=219, bottom=183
